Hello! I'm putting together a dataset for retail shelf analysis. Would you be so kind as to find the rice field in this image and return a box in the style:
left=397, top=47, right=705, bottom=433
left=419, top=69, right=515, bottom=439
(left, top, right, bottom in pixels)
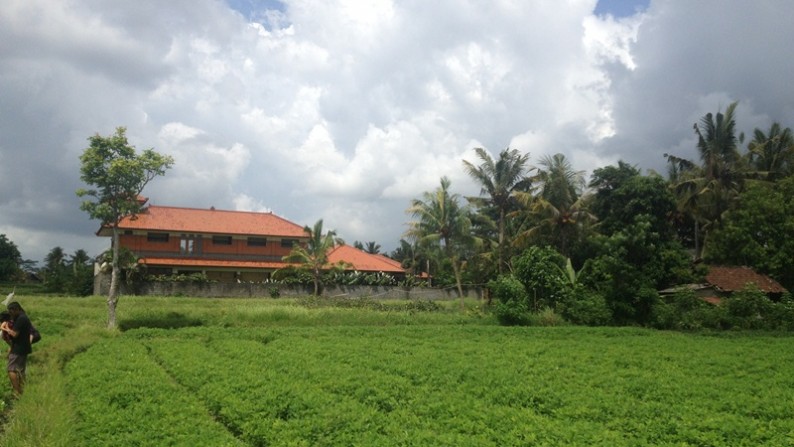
left=2, top=296, right=793, bottom=446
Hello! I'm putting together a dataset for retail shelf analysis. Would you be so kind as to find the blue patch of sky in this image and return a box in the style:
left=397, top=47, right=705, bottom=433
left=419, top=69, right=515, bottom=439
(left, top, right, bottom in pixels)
left=594, top=0, right=649, bottom=17
left=225, top=0, right=289, bottom=29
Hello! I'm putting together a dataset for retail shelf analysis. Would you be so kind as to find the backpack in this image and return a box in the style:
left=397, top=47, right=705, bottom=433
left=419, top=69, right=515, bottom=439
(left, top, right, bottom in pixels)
left=30, top=325, right=41, bottom=344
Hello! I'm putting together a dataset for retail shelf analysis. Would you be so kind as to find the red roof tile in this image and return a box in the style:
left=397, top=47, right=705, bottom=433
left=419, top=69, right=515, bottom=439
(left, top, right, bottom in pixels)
left=705, top=266, right=787, bottom=294
left=139, top=257, right=290, bottom=270
left=103, top=205, right=307, bottom=238
left=327, top=245, right=406, bottom=274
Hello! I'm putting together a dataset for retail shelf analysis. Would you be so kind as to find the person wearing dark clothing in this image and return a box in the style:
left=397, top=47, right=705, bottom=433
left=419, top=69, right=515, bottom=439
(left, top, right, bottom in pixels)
left=0, top=302, right=32, bottom=395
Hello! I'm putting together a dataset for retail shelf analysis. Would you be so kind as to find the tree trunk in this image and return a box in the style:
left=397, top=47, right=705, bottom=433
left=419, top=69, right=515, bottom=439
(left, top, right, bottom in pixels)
left=693, top=221, right=702, bottom=260
left=497, top=209, right=505, bottom=274
left=107, top=226, right=120, bottom=329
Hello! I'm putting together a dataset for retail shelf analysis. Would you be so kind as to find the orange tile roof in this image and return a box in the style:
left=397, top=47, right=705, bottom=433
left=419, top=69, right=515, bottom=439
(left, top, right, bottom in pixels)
left=140, top=248, right=407, bottom=274
left=706, top=266, right=787, bottom=293
left=139, top=257, right=290, bottom=270
left=327, top=245, right=406, bottom=274
left=102, top=205, right=308, bottom=238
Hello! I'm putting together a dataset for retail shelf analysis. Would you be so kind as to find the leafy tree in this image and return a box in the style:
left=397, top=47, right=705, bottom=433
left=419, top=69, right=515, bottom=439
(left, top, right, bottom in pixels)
left=706, top=177, right=794, bottom=290
left=582, top=215, right=695, bottom=325
left=511, top=246, right=569, bottom=312
left=0, top=234, right=22, bottom=282
left=390, top=238, right=426, bottom=278
left=43, top=246, right=68, bottom=292
left=76, top=127, right=174, bottom=329
left=283, top=219, right=346, bottom=296
left=68, top=249, right=94, bottom=296
left=590, top=163, right=677, bottom=238
left=406, top=177, right=478, bottom=304
left=463, top=147, right=532, bottom=273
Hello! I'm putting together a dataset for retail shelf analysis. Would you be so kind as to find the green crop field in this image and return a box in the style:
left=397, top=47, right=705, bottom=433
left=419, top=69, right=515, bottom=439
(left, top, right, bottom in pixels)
left=1, top=296, right=794, bottom=446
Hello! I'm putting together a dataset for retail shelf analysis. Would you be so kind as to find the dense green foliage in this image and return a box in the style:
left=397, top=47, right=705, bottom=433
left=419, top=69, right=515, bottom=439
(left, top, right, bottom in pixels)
left=3, top=296, right=794, bottom=446
left=0, top=235, right=22, bottom=282
left=706, top=177, right=794, bottom=290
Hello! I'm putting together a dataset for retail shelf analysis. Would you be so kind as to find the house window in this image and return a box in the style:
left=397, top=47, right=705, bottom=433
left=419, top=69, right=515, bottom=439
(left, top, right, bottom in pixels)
left=280, top=239, right=297, bottom=248
left=212, top=235, right=233, bottom=245
left=247, top=237, right=267, bottom=247
left=147, top=232, right=169, bottom=243
left=180, top=235, right=196, bottom=254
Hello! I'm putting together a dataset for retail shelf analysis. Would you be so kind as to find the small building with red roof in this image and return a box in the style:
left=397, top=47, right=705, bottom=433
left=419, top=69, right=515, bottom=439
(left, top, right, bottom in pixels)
left=97, top=199, right=407, bottom=283
left=660, top=265, right=788, bottom=304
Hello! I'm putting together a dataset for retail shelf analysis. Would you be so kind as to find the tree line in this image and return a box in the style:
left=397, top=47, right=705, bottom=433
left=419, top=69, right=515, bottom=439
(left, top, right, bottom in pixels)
left=4, top=104, right=793, bottom=329
left=393, top=101, right=794, bottom=327
left=0, top=236, right=94, bottom=296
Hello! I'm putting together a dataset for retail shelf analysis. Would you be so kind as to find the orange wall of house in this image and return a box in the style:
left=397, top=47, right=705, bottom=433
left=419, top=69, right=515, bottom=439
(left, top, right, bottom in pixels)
left=119, top=234, right=296, bottom=258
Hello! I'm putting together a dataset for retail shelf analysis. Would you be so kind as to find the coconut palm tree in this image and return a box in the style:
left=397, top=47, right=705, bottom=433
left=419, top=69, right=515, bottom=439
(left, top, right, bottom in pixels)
left=666, top=102, right=746, bottom=259
left=512, top=153, right=595, bottom=258
left=462, top=147, right=533, bottom=273
left=364, top=241, right=381, bottom=255
left=405, top=177, right=477, bottom=305
left=747, top=122, right=794, bottom=180
left=283, top=219, right=344, bottom=296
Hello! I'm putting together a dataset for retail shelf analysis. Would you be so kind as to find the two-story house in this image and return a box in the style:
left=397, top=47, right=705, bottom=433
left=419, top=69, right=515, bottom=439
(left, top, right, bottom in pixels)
left=97, top=198, right=406, bottom=282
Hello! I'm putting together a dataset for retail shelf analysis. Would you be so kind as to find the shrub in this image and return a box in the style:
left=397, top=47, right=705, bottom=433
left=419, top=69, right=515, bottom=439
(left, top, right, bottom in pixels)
left=489, top=275, right=530, bottom=326
left=726, top=286, right=775, bottom=330
left=651, top=290, right=728, bottom=330
left=528, top=307, right=567, bottom=327
left=560, top=286, right=612, bottom=326
left=148, top=272, right=214, bottom=283
left=768, top=293, right=794, bottom=330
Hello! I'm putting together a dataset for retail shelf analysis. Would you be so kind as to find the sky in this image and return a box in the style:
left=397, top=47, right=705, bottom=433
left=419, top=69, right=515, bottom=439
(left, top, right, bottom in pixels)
left=2, top=0, right=794, bottom=266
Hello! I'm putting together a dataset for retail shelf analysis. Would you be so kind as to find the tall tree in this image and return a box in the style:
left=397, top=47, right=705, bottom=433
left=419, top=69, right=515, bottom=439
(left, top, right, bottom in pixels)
left=43, top=246, right=68, bottom=292
left=364, top=241, right=381, bottom=255
left=666, top=101, right=746, bottom=259
left=0, top=234, right=22, bottom=282
left=747, top=122, right=794, bottom=180
left=390, top=238, right=431, bottom=283
left=283, top=219, right=345, bottom=296
left=514, top=153, right=595, bottom=258
left=68, top=249, right=94, bottom=296
left=76, top=127, right=174, bottom=329
left=405, top=177, right=477, bottom=304
left=589, top=162, right=676, bottom=238
left=462, top=147, right=532, bottom=273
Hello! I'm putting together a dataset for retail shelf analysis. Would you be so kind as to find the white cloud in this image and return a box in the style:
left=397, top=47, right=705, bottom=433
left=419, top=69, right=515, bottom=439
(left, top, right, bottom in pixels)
left=2, top=0, right=794, bottom=263
left=232, top=193, right=272, bottom=213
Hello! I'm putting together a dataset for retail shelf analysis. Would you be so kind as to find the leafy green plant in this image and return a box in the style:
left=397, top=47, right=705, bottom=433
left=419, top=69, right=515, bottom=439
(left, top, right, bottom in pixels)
left=560, top=286, right=612, bottom=326
left=511, top=246, right=569, bottom=311
left=148, top=272, right=215, bottom=283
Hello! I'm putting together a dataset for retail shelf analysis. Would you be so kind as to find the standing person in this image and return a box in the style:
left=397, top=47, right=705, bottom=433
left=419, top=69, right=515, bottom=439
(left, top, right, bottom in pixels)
left=0, top=302, right=32, bottom=395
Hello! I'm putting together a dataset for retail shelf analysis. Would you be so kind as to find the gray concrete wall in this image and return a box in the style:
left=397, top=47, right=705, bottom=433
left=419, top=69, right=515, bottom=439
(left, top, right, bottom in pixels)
left=94, top=273, right=482, bottom=300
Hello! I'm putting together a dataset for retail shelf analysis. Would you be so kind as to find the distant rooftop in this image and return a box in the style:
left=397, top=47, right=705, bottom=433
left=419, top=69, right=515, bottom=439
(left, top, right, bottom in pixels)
left=705, top=266, right=787, bottom=294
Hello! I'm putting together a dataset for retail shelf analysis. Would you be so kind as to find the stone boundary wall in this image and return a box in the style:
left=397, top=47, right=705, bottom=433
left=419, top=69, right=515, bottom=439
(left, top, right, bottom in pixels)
left=94, top=273, right=482, bottom=300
